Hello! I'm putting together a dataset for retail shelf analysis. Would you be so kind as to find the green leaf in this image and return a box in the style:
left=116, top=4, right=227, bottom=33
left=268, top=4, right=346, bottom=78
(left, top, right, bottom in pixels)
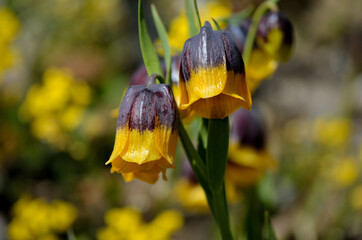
left=206, top=117, right=229, bottom=192
left=138, top=0, right=163, bottom=76
left=151, top=4, right=172, bottom=86
left=185, top=0, right=197, bottom=36
left=245, top=188, right=264, bottom=240
left=212, top=184, right=233, bottom=240
left=264, top=212, right=277, bottom=240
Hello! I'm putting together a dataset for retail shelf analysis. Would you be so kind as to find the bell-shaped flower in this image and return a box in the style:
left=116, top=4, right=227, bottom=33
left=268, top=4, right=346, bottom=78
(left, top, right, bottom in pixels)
left=227, top=19, right=278, bottom=92
left=257, top=11, right=294, bottom=62
left=227, top=108, right=276, bottom=187
left=107, top=78, right=179, bottom=184
left=179, top=21, right=251, bottom=119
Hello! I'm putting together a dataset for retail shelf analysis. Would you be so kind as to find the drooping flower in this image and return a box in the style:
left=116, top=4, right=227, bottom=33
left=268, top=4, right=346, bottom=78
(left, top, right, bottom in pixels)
left=226, top=11, right=294, bottom=92
left=257, top=11, right=294, bottom=62
left=179, top=21, right=251, bottom=119
left=227, top=19, right=278, bottom=92
left=107, top=76, right=179, bottom=184
left=227, top=108, right=276, bottom=187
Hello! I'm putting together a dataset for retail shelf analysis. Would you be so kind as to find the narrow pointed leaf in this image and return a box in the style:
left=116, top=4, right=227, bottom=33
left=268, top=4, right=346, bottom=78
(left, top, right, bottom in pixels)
left=138, top=0, right=163, bottom=76
left=151, top=4, right=172, bottom=85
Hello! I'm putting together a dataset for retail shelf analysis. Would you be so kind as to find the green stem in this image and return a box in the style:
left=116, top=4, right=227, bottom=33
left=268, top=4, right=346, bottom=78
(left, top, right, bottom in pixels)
left=242, top=1, right=278, bottom=66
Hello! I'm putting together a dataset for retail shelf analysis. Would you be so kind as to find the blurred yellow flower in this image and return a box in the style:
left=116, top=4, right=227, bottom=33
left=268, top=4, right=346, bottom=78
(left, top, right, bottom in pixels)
left=20, top=67, right=91, bottom=152
left=313, top=117, right=351, bottom=147
left=175, top=178, right=239, bottom=213
left=329, top=157, right=358, bottom=188
left=350, top=185, right=362, bottom=210
left=8, top=195, right=77, bottom=240
left=227, top=145, right=276, bottom=187
left=0, top=7, right=19, bottom=80
left=49, top=200, right=77, bottom=232
left=175, top=179, right=209, bottom=213
left=0, top=7, right=19, bottom=43
left=246, top=49, right=278, bottom=93
left=167, top=1, right=231, bottom=53
left=97, top=207, right=183, bottom=240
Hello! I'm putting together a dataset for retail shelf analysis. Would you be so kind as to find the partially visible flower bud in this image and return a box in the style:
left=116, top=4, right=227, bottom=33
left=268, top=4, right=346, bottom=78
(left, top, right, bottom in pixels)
left=227, top=108, right=276, bottom=187
left=257, top=11, right=294, bottom=62
left=179, top=21, right=252, bottom=119
left=226, top=19, right=251, bottom=54
left=107, top=77, right=179, bottom=184
left=226, top=19, right=278, bottom=93
left=230, top=108, right=266, bottom=150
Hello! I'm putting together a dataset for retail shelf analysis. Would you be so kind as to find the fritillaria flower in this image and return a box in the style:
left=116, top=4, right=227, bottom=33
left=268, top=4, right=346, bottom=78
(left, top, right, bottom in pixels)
left=227, top=12, right=294, bottom=92
left=227, top=108, right=276, bottom=187
left=179, top=21, right=251, bottom=119
left=227, top=19, right=278, bottom=92
left=107, top=77, right=179, bottom=184
left=257, top=11, right=294, bottom=62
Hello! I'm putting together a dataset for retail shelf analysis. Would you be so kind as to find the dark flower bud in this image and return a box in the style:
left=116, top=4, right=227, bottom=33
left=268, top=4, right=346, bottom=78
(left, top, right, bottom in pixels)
left=179, top=21, right=252, bottom=119
left=107, top=76, right=179, bottom=184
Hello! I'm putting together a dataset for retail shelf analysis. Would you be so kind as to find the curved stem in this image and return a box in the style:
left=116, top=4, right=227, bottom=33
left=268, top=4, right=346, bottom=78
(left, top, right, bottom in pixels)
left=242, top=1, right=278, bottom=66
left=147, top=73, right=165, bottom=86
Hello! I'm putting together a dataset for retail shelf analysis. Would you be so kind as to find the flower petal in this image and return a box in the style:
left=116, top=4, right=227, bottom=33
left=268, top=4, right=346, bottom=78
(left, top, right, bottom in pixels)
left=122, top=130, right=162, bottom=164
left=106, top=126, right=129, bottom=165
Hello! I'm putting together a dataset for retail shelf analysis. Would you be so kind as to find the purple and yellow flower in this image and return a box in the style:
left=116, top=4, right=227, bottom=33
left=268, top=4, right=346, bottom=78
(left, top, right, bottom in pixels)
left=107, top=79, right=179, bottom=184
left=227, top=12, right=293, bottom=92
left=227, top=19, right=277, bottom=92
left=179, top=21, right=251, bottom=119
left=227, top=108, right=276, bottom=187
left=257, top=11, right=294, bottom=62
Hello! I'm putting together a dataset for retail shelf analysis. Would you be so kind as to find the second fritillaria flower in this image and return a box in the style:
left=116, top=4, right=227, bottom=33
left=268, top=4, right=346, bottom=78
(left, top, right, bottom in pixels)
left=107, top=80, right=179, bottom=184
left=179, top=21, right=252, bottom=119
left=257, top=11, right=294, bottom=62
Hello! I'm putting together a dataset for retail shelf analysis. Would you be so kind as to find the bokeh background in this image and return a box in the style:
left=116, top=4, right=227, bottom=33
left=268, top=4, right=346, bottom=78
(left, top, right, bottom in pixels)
left=0, top=0, right=362, bottom=239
